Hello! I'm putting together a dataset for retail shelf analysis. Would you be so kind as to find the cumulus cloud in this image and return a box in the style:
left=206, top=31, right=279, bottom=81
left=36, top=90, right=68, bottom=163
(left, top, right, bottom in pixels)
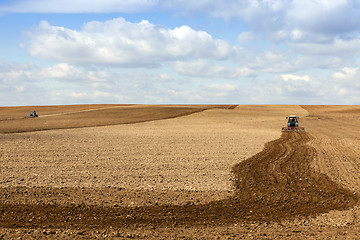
left=237, top=32, right=256, bottom=44
left=0, top=0, right=157, bottom=13
left=260, top=65, right=360, bottom=104
left=6, top=0, right=359, bottom=43
left=279, top=74, right=315, bottom=97
left=281, top=74, right=310, bottom=82
left=2, top=1, right=360, bottom=105
left=4, top=0, right=360, bottom=45
left=2, top=61, right=360, bottom=105
left=0, top=62, right=39, bottom=105
left=40, top=63, right=83, bottom=79
left=10, top=1, right=360, bottom=75
left=288, top=38, right=360, bottom=57
left=173, top=60, right=255, bottom=78
left=287, top=0, right=360, bottom=37
left=252, top=74, right=323, bottom=104
left=242, top=50, right=308, bottom=73
left=0, top=62, right=114, bottom=105
left=203, top=83, right=238, bottom=98
left=0, top=63, right=33, bottom=87
left=333, top=67, right=357, bottom=79
left=332, top=67, right=360, bottom=100
left=206, top=83, right=236, bottom=91
left=163, top=0, right=360, bottom=44
left=24, top=18, right=233, bottom=67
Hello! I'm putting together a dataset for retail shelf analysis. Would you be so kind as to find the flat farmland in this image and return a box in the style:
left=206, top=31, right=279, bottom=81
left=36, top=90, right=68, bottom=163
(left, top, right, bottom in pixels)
left=0, top=104, right=359, bottom=239
left=0, top=104, right=236, bottom=133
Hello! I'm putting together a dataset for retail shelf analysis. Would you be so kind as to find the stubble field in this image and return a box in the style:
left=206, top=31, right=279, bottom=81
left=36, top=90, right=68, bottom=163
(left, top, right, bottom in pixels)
left=0, top=104, right=359, bottom=239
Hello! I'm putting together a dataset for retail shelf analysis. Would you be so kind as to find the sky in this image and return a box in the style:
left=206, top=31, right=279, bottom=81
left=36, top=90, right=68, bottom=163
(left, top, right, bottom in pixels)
left=0, top=0, right=360, bottom=106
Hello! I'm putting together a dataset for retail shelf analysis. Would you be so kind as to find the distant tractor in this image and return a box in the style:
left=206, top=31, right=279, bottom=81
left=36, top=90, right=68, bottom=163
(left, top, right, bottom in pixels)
left=282, top=115, right=305, bottom=131
left=29, top=110, right=38, bottom=118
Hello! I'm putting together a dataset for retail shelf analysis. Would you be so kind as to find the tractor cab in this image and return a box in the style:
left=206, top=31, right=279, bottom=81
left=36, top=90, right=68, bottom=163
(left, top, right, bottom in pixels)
left=29, top=110, right=38, bottom=118
left=287, top=115, right=299, bottom=127
left=282, top=115, right=304, bottom=131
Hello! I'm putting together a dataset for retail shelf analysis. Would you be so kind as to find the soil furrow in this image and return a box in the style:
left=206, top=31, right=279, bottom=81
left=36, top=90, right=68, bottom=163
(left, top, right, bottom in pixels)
left=302, top=105, right=360, bottom=194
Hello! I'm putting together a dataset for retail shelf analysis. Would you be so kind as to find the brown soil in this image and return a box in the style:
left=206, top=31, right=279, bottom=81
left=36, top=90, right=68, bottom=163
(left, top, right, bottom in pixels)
left=0, top=104, right=236, bottom=133
left=1, top=104, right=360, bottom=239
left=0, top=131, right=357, bottom=230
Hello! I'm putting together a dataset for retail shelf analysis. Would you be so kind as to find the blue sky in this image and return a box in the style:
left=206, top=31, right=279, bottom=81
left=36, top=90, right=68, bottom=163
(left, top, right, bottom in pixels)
left=1, top=0, right=360, bottom=106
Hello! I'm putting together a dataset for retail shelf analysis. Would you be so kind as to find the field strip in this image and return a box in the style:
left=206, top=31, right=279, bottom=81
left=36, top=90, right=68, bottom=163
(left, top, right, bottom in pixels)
left=0, top=105, right=133, bottom=121
left=1, top=132, right=358, bottom=229
left=38, top=105, right=137, bottom=118
left=1, top=105, right=225, bottom=134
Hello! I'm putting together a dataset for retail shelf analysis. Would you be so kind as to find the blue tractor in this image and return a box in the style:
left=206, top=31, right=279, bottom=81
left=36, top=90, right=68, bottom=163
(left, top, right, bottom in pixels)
left=282, top=115, right=304, bottom=131
left=29, top=110, right=38, bottom=118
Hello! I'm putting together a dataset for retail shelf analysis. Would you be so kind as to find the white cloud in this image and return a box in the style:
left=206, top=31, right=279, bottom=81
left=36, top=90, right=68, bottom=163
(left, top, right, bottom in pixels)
left=333, top=67, right=357, bottom=79
left=161, top=0, right=287, bottom=21
left=41, top=63, right=83, bottom=79
left=70, top=92, right=88, bottom=98
left=244, top=50, right=309, bottom=73
left=237, top=32, right=256, bottom=44
left=255, top=65, right=360, bottom=105
left=206, top=83, right=236, bottom=91
left=163, top=0, right=360, bottom=44
left=24, top=18, right=233, bottom=67
left=173, top=60, right=255, bottom=78
left=2, top=0, right=360, bottom=105
left=4, top=0, right=360, bottom=46
left=290, top=29, right=304, bottom=41
left=251, top=74, right=322, bottom=104
left=69, top=90, right=113, bottom=99
left=15, top=86, right=25, bottom=93
left=288, top=38, right=360, bottom=56
left=236, top=43, right=358, bottom=74
left=0, top=62, right=33, bottom=82
left=287, top=0, right=359, bottom=35
left=0, top=0, right=157, bottom=13
left=332, top=67, right=360, bottom=100
left=2, top=61, right=360, bottom=106
left=0, top=62, right=115, bottom=105
left=281, top=74, right=310, bottom=82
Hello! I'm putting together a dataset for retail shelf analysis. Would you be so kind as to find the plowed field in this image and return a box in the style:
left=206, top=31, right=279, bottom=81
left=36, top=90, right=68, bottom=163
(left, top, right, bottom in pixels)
left=0, top=104, right=360, bottom=239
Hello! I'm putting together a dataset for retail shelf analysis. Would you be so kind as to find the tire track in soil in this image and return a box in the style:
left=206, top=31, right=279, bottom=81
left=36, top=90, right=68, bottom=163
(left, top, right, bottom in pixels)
left=0, top=132, right=358, bottom=229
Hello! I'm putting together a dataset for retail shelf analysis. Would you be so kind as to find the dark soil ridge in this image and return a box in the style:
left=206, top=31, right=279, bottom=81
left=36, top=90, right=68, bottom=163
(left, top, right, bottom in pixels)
left=0, top=132, right=358, bottom=229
